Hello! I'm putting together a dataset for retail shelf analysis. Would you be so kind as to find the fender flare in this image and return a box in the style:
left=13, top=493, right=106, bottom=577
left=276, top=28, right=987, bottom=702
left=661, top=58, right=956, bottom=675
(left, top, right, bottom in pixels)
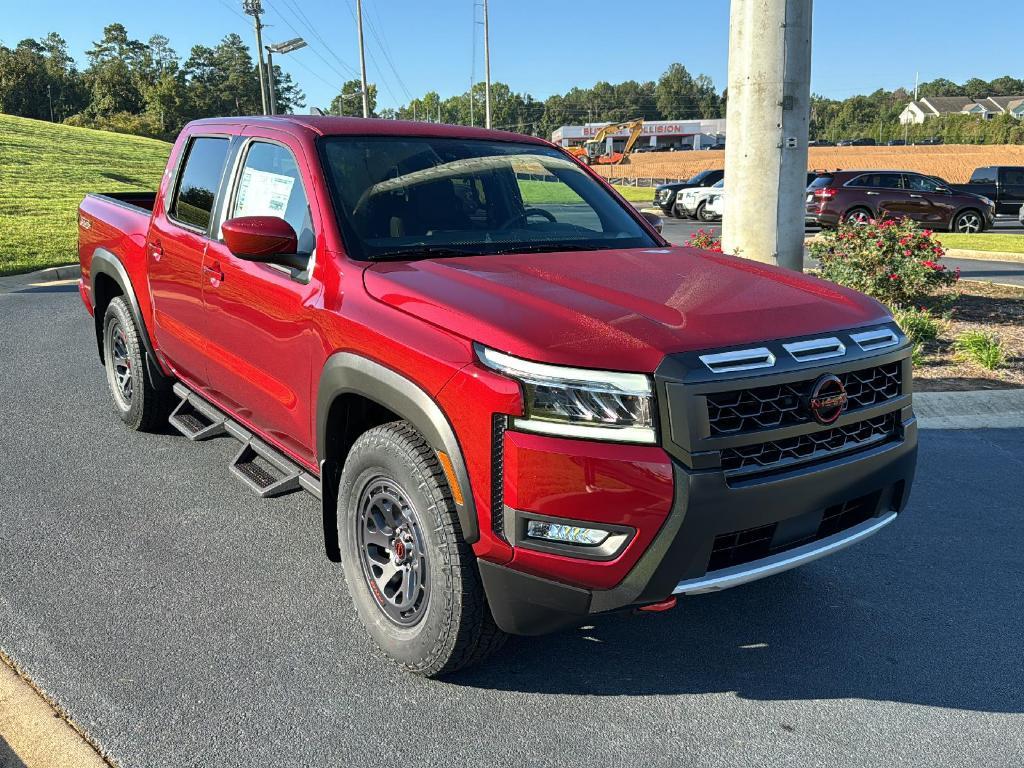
left=89, top=249, right=164, bottom=380
left=316, top=353, right=478, bottom=560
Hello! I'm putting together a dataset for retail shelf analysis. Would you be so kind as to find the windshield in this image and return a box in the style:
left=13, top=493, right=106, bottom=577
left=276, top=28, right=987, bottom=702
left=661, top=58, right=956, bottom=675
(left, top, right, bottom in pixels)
left=318, top=136, right=657, bottom=261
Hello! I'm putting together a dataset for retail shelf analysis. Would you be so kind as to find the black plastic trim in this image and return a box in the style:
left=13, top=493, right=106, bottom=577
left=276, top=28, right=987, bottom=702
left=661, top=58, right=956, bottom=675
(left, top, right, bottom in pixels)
left=89, top=248, right=165, bottom=383
left=316, top=353, right=478, bottom=549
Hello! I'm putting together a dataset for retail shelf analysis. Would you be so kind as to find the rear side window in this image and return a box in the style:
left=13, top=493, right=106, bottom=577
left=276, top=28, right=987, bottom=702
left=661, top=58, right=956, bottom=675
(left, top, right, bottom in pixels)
left=848, top=173, right=902, bottom=189
left=808, top=175, right=833, bottom=190
left=970, top=167, right=997, bottom=185
left=1003, top=168, right=1024, bottom=186
left=170, top=137, right=231, bottom=230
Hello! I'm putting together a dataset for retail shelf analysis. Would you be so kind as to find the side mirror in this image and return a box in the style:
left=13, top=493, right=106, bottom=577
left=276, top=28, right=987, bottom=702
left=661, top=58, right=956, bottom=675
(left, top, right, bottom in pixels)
left=641, top=211, right=664, bottom=234
left=222, top=216, right=306, bottom=269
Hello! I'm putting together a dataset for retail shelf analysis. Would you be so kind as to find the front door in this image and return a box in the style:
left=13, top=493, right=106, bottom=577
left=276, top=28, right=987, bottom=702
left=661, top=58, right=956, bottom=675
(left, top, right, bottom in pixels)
left=902, top=173, right=955, bottom=226
left=148, top=135, right=232, bottom=385
left=201, top=136, right=322, bottom=468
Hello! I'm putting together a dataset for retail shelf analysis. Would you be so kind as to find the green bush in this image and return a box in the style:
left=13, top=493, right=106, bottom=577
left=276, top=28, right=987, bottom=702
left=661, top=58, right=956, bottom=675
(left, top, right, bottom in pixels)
left=893, top=306, right=943, bottom=344
left=809, top=217, right=960, bottom=308
left=954, top=331, right=1005, bottom=370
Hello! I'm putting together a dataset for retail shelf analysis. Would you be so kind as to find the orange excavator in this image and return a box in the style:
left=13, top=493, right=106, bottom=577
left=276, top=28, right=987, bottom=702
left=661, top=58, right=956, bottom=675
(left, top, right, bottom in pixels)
left=567, top=118, right=645, bottom=165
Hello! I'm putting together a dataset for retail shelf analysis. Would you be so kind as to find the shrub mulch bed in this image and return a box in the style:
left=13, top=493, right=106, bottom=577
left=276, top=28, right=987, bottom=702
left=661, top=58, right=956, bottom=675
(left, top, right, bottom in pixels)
left=914, top=281, right=1024, bottom=391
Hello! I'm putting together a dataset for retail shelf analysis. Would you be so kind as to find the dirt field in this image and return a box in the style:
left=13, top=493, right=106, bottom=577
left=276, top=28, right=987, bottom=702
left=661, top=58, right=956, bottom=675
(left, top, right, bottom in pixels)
left=592, top=144, right=1024, bottom=183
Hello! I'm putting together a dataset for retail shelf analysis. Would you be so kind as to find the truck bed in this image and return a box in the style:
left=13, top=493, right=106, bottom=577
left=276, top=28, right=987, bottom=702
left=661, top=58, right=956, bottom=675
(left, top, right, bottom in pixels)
left=78, top=192, right=157, bottom=312
left=90, top=191, right=158, bottom=213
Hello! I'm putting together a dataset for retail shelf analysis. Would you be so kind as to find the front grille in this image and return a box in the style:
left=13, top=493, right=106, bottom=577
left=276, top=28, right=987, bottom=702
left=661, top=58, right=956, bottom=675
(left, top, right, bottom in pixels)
left=707, top=493, right=877, bottom=572
left=706, top=362, right=901, bottom=436
left=720, top=412, right=898, bottom=475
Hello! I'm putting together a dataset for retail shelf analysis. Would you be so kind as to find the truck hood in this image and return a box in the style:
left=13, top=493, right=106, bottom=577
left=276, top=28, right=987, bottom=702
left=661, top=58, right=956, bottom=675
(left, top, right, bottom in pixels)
left=363, top=246, right=890, bottom=372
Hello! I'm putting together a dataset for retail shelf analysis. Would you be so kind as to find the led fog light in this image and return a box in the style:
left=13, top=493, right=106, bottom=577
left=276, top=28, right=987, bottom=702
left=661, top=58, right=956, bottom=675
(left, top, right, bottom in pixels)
left=526, top=520, right=610, bottom=546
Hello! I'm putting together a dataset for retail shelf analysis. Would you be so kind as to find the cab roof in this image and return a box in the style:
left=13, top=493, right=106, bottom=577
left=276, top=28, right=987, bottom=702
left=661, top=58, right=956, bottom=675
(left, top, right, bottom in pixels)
left=186, top=115, right=551, bottom=145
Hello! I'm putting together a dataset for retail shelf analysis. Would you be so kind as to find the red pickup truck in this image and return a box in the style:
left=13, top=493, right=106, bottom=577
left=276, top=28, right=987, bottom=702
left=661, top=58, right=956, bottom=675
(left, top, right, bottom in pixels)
left=78, top=116, right=918, bottom=676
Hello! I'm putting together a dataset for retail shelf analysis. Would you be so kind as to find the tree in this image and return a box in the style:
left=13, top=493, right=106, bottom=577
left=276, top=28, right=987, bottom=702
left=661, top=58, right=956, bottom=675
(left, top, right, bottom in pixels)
left=83, top=24, right=147, bottom=115
left=329, top=79, right=376, bottom=117
left=656, top=63, right=697, bottom=119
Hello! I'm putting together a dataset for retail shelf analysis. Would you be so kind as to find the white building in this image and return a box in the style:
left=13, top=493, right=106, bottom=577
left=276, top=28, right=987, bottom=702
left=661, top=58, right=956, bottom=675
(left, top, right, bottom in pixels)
left=551, top=119, right=727, bottom=152
left=899, top=96, right=1024, bottom=124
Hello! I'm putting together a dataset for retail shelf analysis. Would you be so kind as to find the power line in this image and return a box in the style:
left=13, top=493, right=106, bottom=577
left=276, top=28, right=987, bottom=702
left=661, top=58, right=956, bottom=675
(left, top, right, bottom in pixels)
left=363, top=2, right=414, bottom=103
left=263, top=0, right=358, bottom=85
left=272, top=0, right=358, bottom=77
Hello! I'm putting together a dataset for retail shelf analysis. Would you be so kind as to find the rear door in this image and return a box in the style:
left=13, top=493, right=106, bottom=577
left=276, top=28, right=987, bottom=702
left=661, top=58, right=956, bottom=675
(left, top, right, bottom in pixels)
left=200, top=131, right=323, bottom=467
left=847, top=172, right=907, bottom=220
left=998, top=167, right=1024, bottom=216
left=148, top=133, right=233, bottom=385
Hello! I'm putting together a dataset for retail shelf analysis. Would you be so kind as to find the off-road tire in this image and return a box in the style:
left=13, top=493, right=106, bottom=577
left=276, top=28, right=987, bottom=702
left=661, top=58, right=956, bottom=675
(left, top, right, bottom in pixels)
left=102, top=296, right=174, bottom=431
left=338, top=421, right=506, bottom=676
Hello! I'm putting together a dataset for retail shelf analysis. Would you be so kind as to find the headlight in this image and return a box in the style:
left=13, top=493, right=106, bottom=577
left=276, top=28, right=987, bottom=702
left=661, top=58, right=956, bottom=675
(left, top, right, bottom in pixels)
left=475, top=345, right=656, bottom=444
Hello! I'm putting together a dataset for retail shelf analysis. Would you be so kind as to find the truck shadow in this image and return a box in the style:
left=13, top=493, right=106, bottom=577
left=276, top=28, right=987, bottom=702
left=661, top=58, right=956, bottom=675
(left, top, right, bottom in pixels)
left=0, top=736, right=27, bottom=768
left=449, top=562, right=1024, bottom=713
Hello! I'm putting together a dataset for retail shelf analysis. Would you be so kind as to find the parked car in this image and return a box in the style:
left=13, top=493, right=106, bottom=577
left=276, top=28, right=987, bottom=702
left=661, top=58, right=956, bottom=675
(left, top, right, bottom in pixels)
left=948, top=166, right=1024, bottom=218
left=704, top=190, right=724, bottom=219
left=916, top=136, right=944, bottom=146
left=675, top=179, right=725, bottom=220
left=837, top=138, right=876, bottom=147
left=1020, top=202, right=1024, bottom=227
left=78, top=116, right=918, bottom=676
left=653, top=169, right=724, bottom=217
left=886, top=139, right=906, bottom=146
left=808, top=139, right=835, bottom=147
left=806, top=170, right=994, bottom=232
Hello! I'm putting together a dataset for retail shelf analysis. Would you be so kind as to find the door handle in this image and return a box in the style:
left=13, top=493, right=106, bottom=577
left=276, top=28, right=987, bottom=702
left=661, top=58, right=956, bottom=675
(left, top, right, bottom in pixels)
left=909, top=194, right=923, bottom=198
left=149, top=240, right=163, bottom=260
left=203, top=262, right=224, bottom=284
left=866, top=191, right=879, bottom=195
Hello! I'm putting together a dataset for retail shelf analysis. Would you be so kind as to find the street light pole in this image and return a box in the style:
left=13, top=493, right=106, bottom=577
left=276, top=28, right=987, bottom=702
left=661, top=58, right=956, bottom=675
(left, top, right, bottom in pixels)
left=265, top=37, right=307, bottom=117
left=243, top=0, right=269, bottom=115
left=265, top=50, right=277, bottom=115
left=483, top=0, right=492, bottom=129
left=356, top=0, right=370, bottom=118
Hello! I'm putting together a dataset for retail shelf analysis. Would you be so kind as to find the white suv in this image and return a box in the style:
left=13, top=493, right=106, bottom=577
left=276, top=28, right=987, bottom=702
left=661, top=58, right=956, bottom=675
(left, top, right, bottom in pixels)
left=675, top=179, right=725, bottom=221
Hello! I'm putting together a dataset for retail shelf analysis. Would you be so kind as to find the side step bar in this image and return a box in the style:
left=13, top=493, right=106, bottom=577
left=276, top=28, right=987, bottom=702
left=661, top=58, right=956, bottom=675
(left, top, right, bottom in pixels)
left=169, top=383, right=321, bottom=500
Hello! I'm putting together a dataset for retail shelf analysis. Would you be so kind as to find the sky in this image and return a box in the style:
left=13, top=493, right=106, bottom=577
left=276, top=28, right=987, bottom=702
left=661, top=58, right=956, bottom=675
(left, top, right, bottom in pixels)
left=2, top=0, right=1022, bottom=116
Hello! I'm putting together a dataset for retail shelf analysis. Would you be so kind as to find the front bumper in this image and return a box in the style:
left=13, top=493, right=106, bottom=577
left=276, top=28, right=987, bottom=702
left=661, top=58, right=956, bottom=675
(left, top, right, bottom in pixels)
left=480, top=417, right=917, bottom=635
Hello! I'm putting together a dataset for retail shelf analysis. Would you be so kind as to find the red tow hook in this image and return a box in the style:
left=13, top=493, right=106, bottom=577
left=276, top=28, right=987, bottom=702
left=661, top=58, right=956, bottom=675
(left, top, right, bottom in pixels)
left=636, top=596, right=677, bottom=613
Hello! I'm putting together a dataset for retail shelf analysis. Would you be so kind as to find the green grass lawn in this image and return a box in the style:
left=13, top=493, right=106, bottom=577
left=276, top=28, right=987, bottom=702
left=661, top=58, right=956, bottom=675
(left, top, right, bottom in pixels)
left=0, top=114, right=171, bottom=275
left=518, top=179, right=653, bottom=205
left=936, top=232, right=1024, bottom=254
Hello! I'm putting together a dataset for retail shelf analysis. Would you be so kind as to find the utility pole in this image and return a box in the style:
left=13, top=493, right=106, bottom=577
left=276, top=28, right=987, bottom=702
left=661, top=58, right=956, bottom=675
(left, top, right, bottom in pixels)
left=483, top=0, right=492, bottom=128
left=721, top=0, right=813, bottom=271
left=243, top=0, right=269, bottom=115
left=47, top=84, right=53, bottom=122
left=438, top=103, right=442, bottom=123
left=356, top=0, right=370, bottom=118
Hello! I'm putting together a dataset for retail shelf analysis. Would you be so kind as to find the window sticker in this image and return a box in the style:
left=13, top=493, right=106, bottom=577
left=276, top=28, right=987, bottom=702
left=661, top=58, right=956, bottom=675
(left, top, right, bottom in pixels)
left=234, top=168, right=296, bottom=218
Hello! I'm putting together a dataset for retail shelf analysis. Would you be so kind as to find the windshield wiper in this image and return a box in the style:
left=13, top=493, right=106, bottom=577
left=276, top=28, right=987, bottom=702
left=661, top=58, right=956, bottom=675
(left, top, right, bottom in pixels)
left=368, top=245, right=482, bottom=262
left=492, top=243, right=595, bottom=255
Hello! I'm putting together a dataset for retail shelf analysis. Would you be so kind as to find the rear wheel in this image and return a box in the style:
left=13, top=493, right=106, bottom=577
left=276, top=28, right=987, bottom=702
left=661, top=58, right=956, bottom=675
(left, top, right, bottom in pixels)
left=338, top=421, right=505, bottom=676
left=952, top=209, right=983, bottom=234
left=102, top=296, right=173, bottom=431
left=844, top=207, right=872, bottom=226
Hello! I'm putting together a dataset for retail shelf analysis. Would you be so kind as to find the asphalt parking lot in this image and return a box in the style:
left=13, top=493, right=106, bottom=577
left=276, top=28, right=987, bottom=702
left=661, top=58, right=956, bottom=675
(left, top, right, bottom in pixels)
left=1, top=284, right=1023, bottom=767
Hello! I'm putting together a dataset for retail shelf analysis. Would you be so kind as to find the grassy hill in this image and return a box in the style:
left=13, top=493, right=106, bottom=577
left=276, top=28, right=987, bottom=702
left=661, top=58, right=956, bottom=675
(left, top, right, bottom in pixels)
left=0, top=114, right=171, bottom=275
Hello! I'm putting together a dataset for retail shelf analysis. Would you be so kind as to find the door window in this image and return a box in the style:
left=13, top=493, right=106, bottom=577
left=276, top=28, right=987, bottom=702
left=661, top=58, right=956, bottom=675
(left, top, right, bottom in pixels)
left=230, top=142, right=315, bottom=255
left=904, top=175, right=944, bottom=193
left=170, top=137, right=230, bottom=230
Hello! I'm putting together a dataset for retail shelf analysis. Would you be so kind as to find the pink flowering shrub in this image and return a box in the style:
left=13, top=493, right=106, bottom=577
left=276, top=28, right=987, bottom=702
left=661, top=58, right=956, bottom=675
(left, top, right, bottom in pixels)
left=808, top=216, right=959, bottom=308
left=688, top=229, right=723, bottom=252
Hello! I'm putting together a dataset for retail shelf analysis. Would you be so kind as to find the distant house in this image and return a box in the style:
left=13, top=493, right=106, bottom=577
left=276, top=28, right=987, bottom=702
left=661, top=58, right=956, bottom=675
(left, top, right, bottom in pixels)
left=899, top=95, right=1024, bottom=124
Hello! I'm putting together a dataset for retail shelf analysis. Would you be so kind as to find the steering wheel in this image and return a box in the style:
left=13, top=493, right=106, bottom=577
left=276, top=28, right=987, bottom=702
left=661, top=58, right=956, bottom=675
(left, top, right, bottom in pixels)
left=499, top=207, right=558, bottom=230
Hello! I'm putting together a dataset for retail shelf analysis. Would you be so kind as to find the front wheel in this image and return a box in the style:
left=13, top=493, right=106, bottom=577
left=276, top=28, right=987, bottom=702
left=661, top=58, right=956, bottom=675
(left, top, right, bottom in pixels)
left=102, top=296, right=173, bottom=431
left=696, top=201, right=715, bottom=222
left=952, top=209, right=983, bottom=234
left=338, top=421, right=505, bottom=676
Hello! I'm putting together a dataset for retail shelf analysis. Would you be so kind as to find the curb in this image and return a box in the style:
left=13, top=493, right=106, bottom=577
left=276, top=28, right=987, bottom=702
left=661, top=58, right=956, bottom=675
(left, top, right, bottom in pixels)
left=914, top=389, right=1024, bottom=430
left=0, top=264, right=81, bottom=290
left=943, top=248, right=1024, bottom=264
